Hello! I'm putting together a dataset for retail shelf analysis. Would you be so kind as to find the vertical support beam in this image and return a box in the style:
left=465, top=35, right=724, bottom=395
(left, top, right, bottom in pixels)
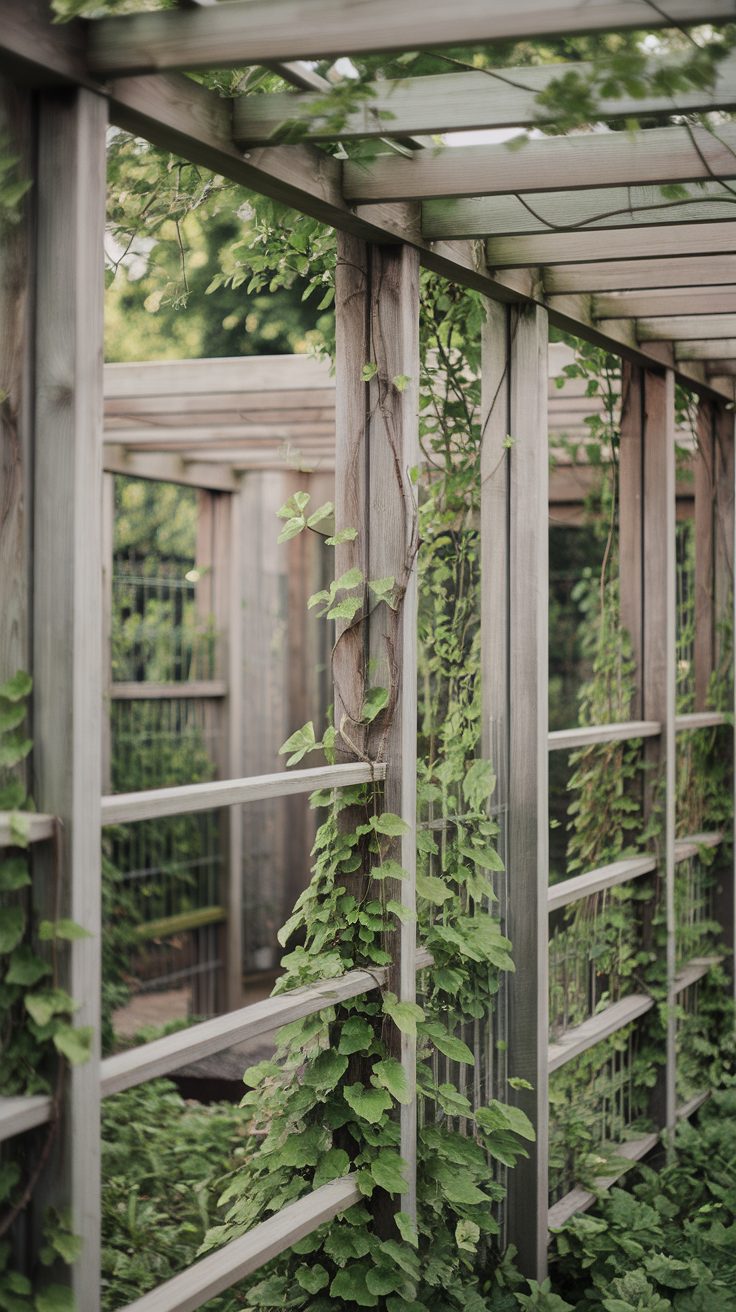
left=619, top=362, right=644, bottom=720
left=694, top=401, right=715, bottom=713
left=226, top=487, right=244, bottom=1011
left=33, top=87, right=106, bottom=1307
left=714, top=404, right=736, bottom=996
left=643, top=369, right=677, bottom=1136
left=482, top=301, right=549, bottom=1278
left=0, top=77, right=33, bottom=689
left=334, top=234, right=420, bottom=1219
left=101, top=472, right=115, bottom=793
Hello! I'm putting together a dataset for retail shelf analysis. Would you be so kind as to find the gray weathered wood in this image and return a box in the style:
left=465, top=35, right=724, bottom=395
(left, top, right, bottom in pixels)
left=674, top=711, right=726, bottom=731
left=33, top=86, right=107, bottom=1308
left=334, top=234, right=420, bottom=1219
left=101, top=761, right=387, bottom=825
left=633, top=314, right=736, bottom=342
left=101, top=947, right=433, bottom=1096
left=483, top=300, right=549, bottom=1277
left=103, top=447, right=242, bottom=492
left=345, top=124, right=736, bottom=204
left=488, top=222, right=736, bottom=268
left=545, top=256, right=736, bottom=295
left=547, top=1132, right=660, bottom=1231
left=0, top=1094, right=53, bottom=1143
left=234, top=52, right=736, bottom=144
left=87, top=1, right=736, bottom=75
left=677, top=338, right=736, bottom=361
left=548, top=855, right=656, bottom=913
left=674, top=830, right=725, bottom=863
left=593, top=287, right=736, bottom=320
left=673, top=955, right=724, bottom=995
left=110, top=681, right=227, bottom=700
left=0, top=812, right=56, bottom=846
left=116, top=1177, right=362, bottom=1312
left=548, top=994, right=655, bottom=1073
left=694, top=403, right=716, bottom=712
left=548, top=721, right=660, bottom=750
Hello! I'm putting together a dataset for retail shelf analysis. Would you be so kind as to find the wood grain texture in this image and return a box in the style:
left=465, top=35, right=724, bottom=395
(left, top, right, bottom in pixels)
left=488, top=222, right=736, bottom=268
left=0, top=1094, right=53, bottom=1142
left=694, top=402, right=716, bottom=711
left=547, top=1132, right=660, bottom=1231
left=545, top=256, right=736, bottom=295
left=548, top=720, right=660, bottom=750
left=234, top=52, right=736, bottom=143
left=548, top=855, right=656, bottom=913
left=548, top=994, right=655, bottom=1073
left=33, top=86, right=107, bottom=1307
left=87, top=0, right=736, bottom=75
left=483, top=302, right=549, bottom=1278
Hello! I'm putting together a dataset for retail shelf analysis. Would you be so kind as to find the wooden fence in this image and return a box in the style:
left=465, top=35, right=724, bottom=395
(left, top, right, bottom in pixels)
left=1, top=2, right=736, bottom=1306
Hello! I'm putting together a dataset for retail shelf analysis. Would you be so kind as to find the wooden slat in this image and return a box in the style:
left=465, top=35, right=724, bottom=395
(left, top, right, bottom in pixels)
left=673, top=955, right=724, bottom=995
left=548, top=720, right=660, bottom=750
left=633, top=314, right=736, bottom=341
left=483, top=301, right=549, bottom=1277
left=548, top=855, right=656, bottom=913
left=425, top=183, right=736, bottom=240
left=0, top=812, right=56, bottom=846
left=87, top=1, right=736, bottom=75
left=488, top=222, right=736, bottom=269
left=674, top=830, right=724, bottom=863
left=345, top=124, right=736, bottom=203
left=593, top=288, right=736, bottom=320
left=677, top=1090, right=710, bottom=1120
left=101, top=761, right=386, bottom=825
left=694, top=402, right=716, bottom=711
left=116, top=1177, right=362, bottom=1312
left=109, top=681, right=227, bottom=700
left=134, top=905, right=226, bottom=941
left=548, top=994, right=655, bottom=1073
left=675, top=711, right=726, bottom=731
left=547, top=1132, right=660, bottom=1231
left=33, top=85, right=107, bottom=1307
left=0, top=1094, right=53, bottom=1142
left=545, top=256, right=736, bottom=295
left=234, top=52, right=736, bottom=144
left=101, top=947, right=433, bottom=1096
left=678, top=338, right=736, bottom=360
left=104, top=423, right=336, bottom=448
left=103, top=447, right=242, bottom=492
left=104, top=356, right=332, bottom=399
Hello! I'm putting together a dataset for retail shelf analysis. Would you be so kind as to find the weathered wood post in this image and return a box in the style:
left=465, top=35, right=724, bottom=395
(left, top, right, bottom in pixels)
left=714, top=402, right=736, bottom=996
left=481, top=300, right=549, bottom=1277
left=334, top=233, right=420, bottom=1218
left=32, top=87, right=107, bottom=1306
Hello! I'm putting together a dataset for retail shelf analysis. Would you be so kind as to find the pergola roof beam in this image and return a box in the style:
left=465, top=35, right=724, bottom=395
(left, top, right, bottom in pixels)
left=486, top=221, right=736, bottom=268
left=589, top=288, right=736, bottom=319
left=345, top=124, right=736, bottom=204
left=677, top=339, right=736, bottom=360
left=622, top=314, right=736, bottom=341
left=424, top=183, right=736, bottom=240
left=87, top=1, right=736, bottom=77
left=543, top=256, right=736, bottom=294
left=234, top=52, right=736, bottom=145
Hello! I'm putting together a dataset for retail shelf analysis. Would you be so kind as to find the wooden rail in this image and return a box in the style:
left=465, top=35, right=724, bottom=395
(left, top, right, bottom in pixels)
left=548, top=994, right=655, bottom=1074
left=547, top=1131, right=660, bottom=1232
left=110, top=681, right=227, bottom=700
left=101, top=948, right=433, bottom=1097
left=548, top=855, right=656, bottom=913
left=0, top=1095, right=54, bottom=1143
left=674, top=711, right=728, bottom=731
left=116, top=1176, right=361, bottom=1312
left=0, top=812, right=56, bottom=846
left=548, top=721, right=661, bottom=751
left=674, top=831, right=724, bottom=863
left=101, top=761, right=386, bottom=824
left=672, top=956, right=724, bottom=996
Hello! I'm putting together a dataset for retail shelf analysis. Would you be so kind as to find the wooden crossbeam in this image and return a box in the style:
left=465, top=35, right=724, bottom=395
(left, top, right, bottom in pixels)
left=344, top=124, right=736, bottom=203
left=487, top=221, right=736, bottom=268
left=590, top=288, right=736, bottom=319
left=234, top=52, right=736, bottom=144
left=424, top=182, right=736, bottom=239
left=87, top=1, right=736, bottom=76
left=627, top=314, right=736, bottom=341
left=543, top=257, right=736, bottom=294
left=678, top=339, right=736, bottom=360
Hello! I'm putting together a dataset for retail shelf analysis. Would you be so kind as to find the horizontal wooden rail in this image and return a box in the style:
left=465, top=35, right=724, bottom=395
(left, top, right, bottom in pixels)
left=547, top=1131, right=660, bottom=1232
left=674, top=711, right=728, bottom=732
left=548, top=721, right=660, bottom=752
left=116, top=1176, right=361, bottom=1312
left=0, top=812, right=56, bottom=846
left=673, top=956, right=724, bottom=997
left=110, top=681, right=227, bottom=701
left=674, top=831, right=724, bottom=863
left=548, top=994, right=654, bottom=1074
left=101, top=947, right=433, bottom=1096
left=101, top=762, right=386, bottom=825
left=134, top=906, right=226, bottom=941
left=0, top=1094, right=54, bottom=1143
left=676, top=1090, right=710, bottom=1121
left=548, top=855, right=656, bottom=913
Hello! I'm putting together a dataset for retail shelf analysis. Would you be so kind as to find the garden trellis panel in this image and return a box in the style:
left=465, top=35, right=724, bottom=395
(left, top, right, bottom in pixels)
left=1, top=1, right=736, bottom=1307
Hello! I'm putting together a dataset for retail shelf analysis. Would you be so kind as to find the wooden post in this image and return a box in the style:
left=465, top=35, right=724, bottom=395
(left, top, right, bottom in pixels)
left=619, top=362, right=645, bottom=720
left=694, top=401, right=715, bottom=713
left=481, top=300, right=549, bottom=1278
left=101, top=473, right=115, bottom=794
left=714, top=404, right=736, bottom=994
left=32, top=87, right=107, bottom=1307
left=334, top=234, right=420, bottom=1219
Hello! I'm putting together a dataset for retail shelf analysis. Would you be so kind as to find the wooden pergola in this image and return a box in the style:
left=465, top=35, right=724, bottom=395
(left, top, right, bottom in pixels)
left=2, top=1, right=736, bottom=1305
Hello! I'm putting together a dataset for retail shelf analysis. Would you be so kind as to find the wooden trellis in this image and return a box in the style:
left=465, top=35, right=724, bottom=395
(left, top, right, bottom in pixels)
left=1, top=1, right=736, bottom=1306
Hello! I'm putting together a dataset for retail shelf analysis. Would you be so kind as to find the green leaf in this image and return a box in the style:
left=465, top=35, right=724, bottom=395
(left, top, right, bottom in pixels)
left=368, top=576, right=397, bottom=607
left=279, top=721, right=317, bottom=767
left=35, top=1286, right=76, bottom=1312
left=313, top=1148, right=350, bottom=1188
left=437, top=1173, right=490, bottom=1207
left=0, top=700, right=27, bottom=733
left=392, top=374, right=410, bottom=393
left=335, top=567, right=364, bottom=591
left=362, top=686, right=389, bottom=723
left=343, top=1082, right=393, bottom=1124
left=338, top=1016, right=374, bottom=1055
left=0, top=857, right=30, bottom=891
left=455, top=1219, right=480, bottom=1252
left=371, top=813, right=409, bottom=837
left=0, top=671, right=32, bottom=702
left=6, top=947, right=51, bottom=986
left=361, top=363, right=378, bottom=382
left=276, top=491, right=310, bottom=519
left=416, top=872, right=452, bottom=905
left=372, top=1057, right=411, bottom=1105
left=327, top=596, right=363, bottom=622
left=383, top=993, right=424, bottom=1038
left=386, top=899, right=415, bottom=924
left=0, top=731, right=32, bottom=768
left=420, top=1022, right=474, bottom=1065
left=395, top=1211, right=419, bottom=1247
left=476, top=1099, right=536, bottom=1142
left=457, top=843, right=505, bottom=872
left=0, top=905, right=25, bottom=954
left=38, top=919, right=92, bottom=942
left=303, top=1049, right=349, bottom=1092
left=53, top=1025, right=92, bottom=1067
left=508, top=1076, right=533, bottom=1092
left=296, top=1264, right=330, bottom=1294
left=306, top=501, right=334, bottom=529
left=277, top=515, right=306, bottom=543
left=370, top=1150, right=407, bottom=1195
left=25, top=988, right=75, bottom=1027
left=371, top=859, right=411, bottom=881
left=326, top=527, right=358, bottom=546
